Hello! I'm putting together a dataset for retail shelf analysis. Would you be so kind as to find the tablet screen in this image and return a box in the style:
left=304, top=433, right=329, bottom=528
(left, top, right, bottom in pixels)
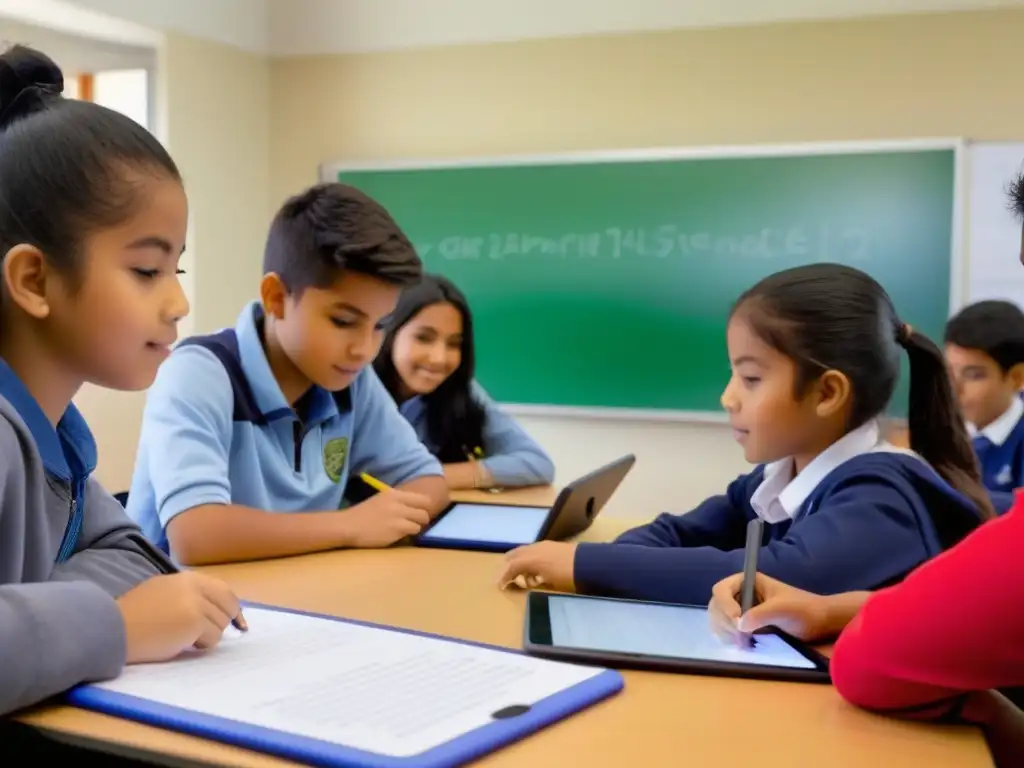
left=420, top=503, right=550, bottom=545
left=544, top=595, right=817, bottom=669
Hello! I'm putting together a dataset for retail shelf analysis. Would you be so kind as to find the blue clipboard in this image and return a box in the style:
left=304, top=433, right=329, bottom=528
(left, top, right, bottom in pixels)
left=67, top=602, right=624, bottom=768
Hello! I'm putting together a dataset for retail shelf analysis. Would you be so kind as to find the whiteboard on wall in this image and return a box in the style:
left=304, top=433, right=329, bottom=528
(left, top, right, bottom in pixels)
left=967, top=142, right=1024, bottom=308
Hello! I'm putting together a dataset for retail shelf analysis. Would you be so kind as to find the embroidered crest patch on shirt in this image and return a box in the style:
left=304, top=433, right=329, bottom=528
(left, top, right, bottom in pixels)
left=323, top=437, right=349, bottom=483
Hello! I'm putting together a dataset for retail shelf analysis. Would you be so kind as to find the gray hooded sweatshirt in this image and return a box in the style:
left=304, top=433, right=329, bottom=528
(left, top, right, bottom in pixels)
left=0, top=362, right=171, bottom=716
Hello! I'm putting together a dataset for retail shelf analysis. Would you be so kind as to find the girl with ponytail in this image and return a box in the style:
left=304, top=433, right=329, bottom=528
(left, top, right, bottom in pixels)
left=501, top=263, right=989, bottom=604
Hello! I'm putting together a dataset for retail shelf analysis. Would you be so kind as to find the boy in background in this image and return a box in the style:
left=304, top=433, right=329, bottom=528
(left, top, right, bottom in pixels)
left=127, top=184, right=448, bottom=565
left=945, top=299, right=1024, bottom=500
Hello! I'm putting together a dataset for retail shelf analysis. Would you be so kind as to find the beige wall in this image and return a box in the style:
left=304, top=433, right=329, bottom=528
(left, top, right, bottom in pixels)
left=78, top=9, right=1024, bottom=509
left=76, top=31, right=272, bottom=491
left=267, top=8, right=1024, bottom=518
left=271, top=8, right=1024, bottom=198
left=163, top=33, right=272, bottom=335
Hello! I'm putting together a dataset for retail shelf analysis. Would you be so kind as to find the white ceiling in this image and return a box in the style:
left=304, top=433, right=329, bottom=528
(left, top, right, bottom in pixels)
left=0, top=16, right=153, bottom=72
left=65, top=0, right=269, bottom=52
left=0, top=0, right=163, bottom=47
left=8, top=0, right=1024, bottom=56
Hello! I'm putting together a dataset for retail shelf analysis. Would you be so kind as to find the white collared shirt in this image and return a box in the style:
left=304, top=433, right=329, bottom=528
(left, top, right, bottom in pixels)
left=750, top=420, right=912, bottom=524
left=969, top=396, right=1024, bottom=447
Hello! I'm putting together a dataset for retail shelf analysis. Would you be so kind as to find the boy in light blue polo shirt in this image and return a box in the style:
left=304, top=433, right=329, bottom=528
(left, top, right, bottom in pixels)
left=127, top=183, right=449, bottom=565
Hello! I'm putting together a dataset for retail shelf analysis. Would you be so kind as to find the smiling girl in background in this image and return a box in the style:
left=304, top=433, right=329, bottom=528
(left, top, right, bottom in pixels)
left=375, top=274, right=555, bottom=490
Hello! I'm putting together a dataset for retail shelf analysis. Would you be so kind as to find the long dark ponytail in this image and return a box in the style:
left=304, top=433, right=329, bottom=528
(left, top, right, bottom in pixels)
left=898, top=326, right=995, bottom=522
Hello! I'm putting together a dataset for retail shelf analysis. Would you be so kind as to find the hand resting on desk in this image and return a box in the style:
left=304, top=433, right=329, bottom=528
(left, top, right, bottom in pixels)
left=499, top=541, right=576, bottom=592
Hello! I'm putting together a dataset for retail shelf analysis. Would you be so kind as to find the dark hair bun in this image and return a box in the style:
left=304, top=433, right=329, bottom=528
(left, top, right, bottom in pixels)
left=0, top=44, right=64, bottom=129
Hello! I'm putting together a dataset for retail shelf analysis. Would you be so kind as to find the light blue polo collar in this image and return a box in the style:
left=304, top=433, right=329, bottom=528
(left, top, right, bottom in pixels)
left=234, top=301, right=343, bottom=425
left=0, top=358, right=96, bottom=482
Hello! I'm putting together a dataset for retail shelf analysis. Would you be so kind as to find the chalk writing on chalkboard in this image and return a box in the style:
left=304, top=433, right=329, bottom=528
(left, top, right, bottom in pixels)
left=416, top=225, right=869, bottom=262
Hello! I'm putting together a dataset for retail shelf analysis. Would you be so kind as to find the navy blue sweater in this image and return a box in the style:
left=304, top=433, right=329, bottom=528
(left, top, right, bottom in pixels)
left=573, top=453, right=982, bottom=605
left=974, top=419, right=1024, bottom=496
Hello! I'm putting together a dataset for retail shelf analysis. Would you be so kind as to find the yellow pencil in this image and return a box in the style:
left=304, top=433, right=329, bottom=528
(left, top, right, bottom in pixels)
left=359, top=472, right=391, bottom=493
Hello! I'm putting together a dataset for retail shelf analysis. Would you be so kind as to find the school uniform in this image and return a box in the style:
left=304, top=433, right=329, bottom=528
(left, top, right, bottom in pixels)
left=127, top=302, right=444, bottom=553
left=970, top=395, right=1024, bottom=496
left=397, top=382, right=555, bottom=487
left=0, top=360, right=170, bottom=716
left=573, top=421, right=982, bottom=606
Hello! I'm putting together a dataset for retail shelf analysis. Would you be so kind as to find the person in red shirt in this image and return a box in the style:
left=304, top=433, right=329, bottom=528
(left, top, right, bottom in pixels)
left=708, top=171, right=1024, bottom=768
left=710, top=505, right=1024, bottom=765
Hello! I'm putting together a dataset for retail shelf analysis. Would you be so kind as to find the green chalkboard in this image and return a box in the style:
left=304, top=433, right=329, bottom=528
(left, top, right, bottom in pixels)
left=334, top=146, right=958, bottom=415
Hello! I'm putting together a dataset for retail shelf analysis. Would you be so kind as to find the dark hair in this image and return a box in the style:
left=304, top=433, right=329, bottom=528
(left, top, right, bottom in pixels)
left=732, top=263, right=995, bottom=525
left=945, top=300, right=1024, bottom=372
left=1010, top=171, right=1024, bottom=219
left=263, top=182, right=422, bottom=296
left=374, top=274, right=486, bottom=462
left=0, top=45, right=180, bottom=281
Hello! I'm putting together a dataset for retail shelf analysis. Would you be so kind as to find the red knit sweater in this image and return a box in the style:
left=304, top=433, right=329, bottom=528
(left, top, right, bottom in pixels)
left=831, top=496, right=1024, bottom=717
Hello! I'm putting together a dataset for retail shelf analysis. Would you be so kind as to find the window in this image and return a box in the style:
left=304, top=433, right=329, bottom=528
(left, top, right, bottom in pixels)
left=64, top=75, right=81, bottom=100
left=93, top=69, right=149, bottom=129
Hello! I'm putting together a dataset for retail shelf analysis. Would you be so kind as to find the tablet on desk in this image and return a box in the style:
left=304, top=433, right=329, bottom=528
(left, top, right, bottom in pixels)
left=416, top=454, right=636, bottom=553
left=524, top=592, right=831, bottom=684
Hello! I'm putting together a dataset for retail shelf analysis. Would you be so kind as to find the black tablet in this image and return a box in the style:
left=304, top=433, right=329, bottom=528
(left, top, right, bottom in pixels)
left=416, top=454, right=636, bottom=553
left=524, top=592, right=830, bottom=684
left=416, top=501, right=552, bottom=552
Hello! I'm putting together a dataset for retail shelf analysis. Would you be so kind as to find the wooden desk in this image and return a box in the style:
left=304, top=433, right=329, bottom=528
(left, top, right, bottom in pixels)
left=18, top=488, right=991, bottom=767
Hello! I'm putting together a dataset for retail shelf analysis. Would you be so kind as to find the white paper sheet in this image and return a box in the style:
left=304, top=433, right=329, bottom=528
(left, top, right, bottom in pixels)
left=92, top=607, right=603, bottom=758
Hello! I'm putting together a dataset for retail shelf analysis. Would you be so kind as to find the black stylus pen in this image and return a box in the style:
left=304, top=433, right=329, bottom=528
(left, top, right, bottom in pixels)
left=738, top=517, right=764, bottom=647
